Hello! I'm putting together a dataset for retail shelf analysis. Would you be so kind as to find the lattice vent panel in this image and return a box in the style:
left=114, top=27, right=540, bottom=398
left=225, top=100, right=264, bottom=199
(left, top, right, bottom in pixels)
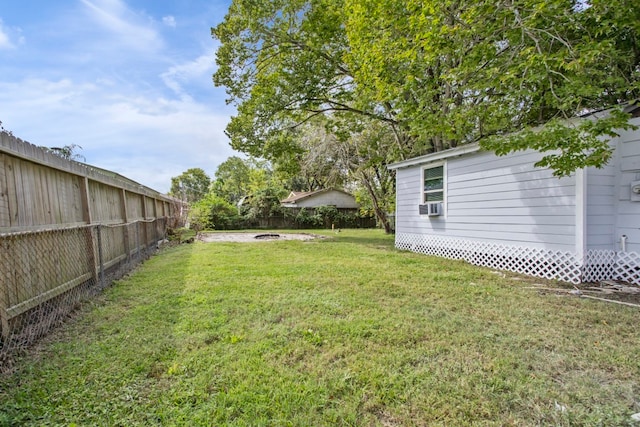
left=396, top=233, right=582, bottom=284
left=614, top=251, right=640, bottom=286
left=583, top=250, right=616, bottom=283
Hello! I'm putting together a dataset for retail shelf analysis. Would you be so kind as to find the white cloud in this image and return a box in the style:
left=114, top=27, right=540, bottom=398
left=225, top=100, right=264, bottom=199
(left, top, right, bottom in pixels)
left=0, top=77, right=235, bottom=193
left=0, top=19, right=16, bottom=49
left=79, top=0, right=163, bottom=52
left=0, top=2, right=237, bottom=193
left=161, top=52, right=216, bottom=99
left=162, top=16, right=176, bottom=28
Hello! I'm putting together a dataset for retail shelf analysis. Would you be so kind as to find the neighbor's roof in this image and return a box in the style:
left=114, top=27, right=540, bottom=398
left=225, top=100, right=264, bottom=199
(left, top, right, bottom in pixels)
left=280, top=188, right=353, bottom=204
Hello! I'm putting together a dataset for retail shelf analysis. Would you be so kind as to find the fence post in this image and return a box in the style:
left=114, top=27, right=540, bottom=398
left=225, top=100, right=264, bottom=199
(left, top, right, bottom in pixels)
left=96, top=225, right=104, bottom=287
left=120, top=189, right=130, bottom=263
left=136, top=221, right=141, bottom=261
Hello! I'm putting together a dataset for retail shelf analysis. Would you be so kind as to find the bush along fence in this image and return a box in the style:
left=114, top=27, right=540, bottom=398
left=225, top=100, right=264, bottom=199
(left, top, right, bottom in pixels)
left=0, top=219, right=167, bottom=370
left=0, top=131, right=182, bottom=371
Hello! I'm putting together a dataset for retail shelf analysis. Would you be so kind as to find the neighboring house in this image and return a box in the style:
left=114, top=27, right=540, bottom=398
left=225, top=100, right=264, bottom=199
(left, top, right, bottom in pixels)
left=388, top=112, right=640, bottom=286
left=281, top=189, right=359, bottom=210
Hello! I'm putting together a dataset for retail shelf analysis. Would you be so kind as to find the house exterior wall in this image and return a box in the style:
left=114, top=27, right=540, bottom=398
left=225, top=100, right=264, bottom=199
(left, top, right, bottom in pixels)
left=294, top=190, right=359, bottom=209
left=585, top=155, right=617, bottom=251
left=393, top=123, right=640, bottom=285
left=615, top=119, right=640, bottom=253
left=396, top=149, right=577, bottom=251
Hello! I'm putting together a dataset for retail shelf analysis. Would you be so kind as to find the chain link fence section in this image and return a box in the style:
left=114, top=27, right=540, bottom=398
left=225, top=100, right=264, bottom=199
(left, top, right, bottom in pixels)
left=0, top=218, right=167, bottom=372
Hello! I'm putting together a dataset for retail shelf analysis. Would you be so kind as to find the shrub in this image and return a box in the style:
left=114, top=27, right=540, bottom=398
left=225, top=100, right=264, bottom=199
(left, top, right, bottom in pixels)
left=189, top=195, right=242, bottom=230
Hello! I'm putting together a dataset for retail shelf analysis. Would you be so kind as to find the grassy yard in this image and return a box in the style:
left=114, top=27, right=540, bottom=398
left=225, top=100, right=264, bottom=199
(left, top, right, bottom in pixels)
left=1, top=229, right=639, bottom=426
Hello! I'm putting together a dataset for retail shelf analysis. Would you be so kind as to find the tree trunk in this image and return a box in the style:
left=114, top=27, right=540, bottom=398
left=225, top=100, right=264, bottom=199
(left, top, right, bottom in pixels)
left=360, top=171, right=393, bottom=234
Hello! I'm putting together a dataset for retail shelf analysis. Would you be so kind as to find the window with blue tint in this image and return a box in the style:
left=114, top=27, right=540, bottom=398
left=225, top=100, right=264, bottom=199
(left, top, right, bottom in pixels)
left=422, top=165, right=444, bottom=203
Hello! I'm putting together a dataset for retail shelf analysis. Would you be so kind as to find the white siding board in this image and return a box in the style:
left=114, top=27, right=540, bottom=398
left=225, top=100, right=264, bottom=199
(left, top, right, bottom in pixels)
left=587, top=185, right=617, bottom=196
left=612, top=117, right=640, bottom=251
left=448, top=177, right=574, bottom=196
left=443, top=214, right=575, bottom=226
left=588, top=194, right=615, bottom=206
left=448, top=170, right=559, bottom=189
left=620, top=156, right=640, bottom=171
left=395, top=148, right=578, bottom=251
left=616, top=202, right=640, bottom=214
left=588, top=234, right=616, bottom=249
left=446, top=149, right=545, bottom=174
left=585, top=156, right=617, bottom=251
left=438, top=222, right=574, bottom=235
left=448, top=163, right=552, bottom=184
left=447, top=197, right=574, bottom=210
left=447, top=206, right=574, bottom=217
left=447, top=186, right=575, bottom=202
left=617, top=214, right=640, bottom=228
left=587, top=215, right=617, bottom=226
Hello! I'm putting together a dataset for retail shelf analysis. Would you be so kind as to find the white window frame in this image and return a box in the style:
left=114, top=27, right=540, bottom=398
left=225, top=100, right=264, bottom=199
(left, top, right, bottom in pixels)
left=420, top=161, right=446, bottom=216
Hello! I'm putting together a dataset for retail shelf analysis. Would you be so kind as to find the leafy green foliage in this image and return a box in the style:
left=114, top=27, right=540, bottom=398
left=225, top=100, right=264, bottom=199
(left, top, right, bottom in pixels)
left=482, top=109, right=639, bottom=176
left=40, top=144, right=86, bottom=161
left=212, top=0, right=360, bottom=159
left=241, top=186, right=288, bottom=221
left=188, top=194, right=241, bottom=230
left=169, top=168, right=211, bottom=204
left=210, top=156, right=252, bottom=205
left=214, top=0, right=639, bottom=181
left=345, top=0, right=640, bottom=168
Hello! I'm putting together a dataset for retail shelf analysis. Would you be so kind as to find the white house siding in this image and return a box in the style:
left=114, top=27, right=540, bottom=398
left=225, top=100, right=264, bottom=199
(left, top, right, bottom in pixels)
left=295, top=190, right=359, bottom=209
left=608, top=120, right=640, bottom=285
left=585, top=151, right=617, bottom=252
left=581, top=145, right=618, bottom=283
left=394, top=148, right=585, bottom=283
left=396, top=149, right=577, bottom=251
left=616, top=121, right=640, bottom=252
left=394, top=118, right=640, bottom=286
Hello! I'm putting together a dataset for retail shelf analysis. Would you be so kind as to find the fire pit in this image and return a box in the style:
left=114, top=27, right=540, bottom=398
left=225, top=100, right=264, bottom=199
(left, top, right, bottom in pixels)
left=254, top=233, right=280, bottom=240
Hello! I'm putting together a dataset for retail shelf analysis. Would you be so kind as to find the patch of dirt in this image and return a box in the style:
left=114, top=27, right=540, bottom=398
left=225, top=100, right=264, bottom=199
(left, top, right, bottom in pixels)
left=196, top=232, right=325, bottom=243
left=520, top=278, right=640, bottom=306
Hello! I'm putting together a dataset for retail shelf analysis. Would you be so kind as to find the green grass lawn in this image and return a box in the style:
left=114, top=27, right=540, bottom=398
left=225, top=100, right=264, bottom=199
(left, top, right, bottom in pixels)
left=1, top=229, right=639, bottom=426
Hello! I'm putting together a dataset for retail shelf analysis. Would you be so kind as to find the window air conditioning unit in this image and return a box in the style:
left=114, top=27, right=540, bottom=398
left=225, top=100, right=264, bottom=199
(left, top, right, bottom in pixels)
left=419, top=202, right=442, bottom=217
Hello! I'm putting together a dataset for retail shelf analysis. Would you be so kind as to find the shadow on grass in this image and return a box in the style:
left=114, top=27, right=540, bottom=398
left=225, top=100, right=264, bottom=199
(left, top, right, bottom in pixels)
left=0, top=242, right=198, bottom=426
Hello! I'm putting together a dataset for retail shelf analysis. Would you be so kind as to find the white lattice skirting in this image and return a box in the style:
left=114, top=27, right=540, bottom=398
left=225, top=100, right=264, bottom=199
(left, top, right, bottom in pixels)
left=396, top=233, right=640, bottom=286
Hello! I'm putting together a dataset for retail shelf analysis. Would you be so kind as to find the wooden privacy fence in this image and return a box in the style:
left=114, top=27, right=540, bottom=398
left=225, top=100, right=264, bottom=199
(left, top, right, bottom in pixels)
left=0, top=132, right=182, bottom=367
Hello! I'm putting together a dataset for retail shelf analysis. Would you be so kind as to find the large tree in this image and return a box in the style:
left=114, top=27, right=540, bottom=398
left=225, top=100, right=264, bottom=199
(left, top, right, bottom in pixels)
left=212, top=0, right=403, bottom=228
left=273, top=119, right=350, bottom=192
left=213, top=0, right=639, bottom=229
left=169, top=168, right=211, bottom=204
left=210, top=156, right=252, bottom=205
left=345, top=0, right=640, bottom=174
left=212, top=0, right=393, bottom=157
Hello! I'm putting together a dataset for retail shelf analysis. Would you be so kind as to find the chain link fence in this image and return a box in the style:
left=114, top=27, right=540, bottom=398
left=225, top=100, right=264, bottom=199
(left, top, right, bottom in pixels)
left=0, top=218, right=167, bottom=373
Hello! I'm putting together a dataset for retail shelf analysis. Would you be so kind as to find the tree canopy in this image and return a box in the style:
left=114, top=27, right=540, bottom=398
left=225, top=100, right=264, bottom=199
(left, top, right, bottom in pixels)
left=213, top=0, right=639, bottom=171
left=210, top=156, right=252, bottom=205
left=213, top=0, right=639, bottom=231
left=169, top=168, right=211, bottom=204
left=345, top=0, right=639, bottom=174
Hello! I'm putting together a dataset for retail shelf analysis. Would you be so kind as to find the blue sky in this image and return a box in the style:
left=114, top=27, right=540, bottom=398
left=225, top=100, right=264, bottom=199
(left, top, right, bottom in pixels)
left=0, top=0, right=236, bottom=193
